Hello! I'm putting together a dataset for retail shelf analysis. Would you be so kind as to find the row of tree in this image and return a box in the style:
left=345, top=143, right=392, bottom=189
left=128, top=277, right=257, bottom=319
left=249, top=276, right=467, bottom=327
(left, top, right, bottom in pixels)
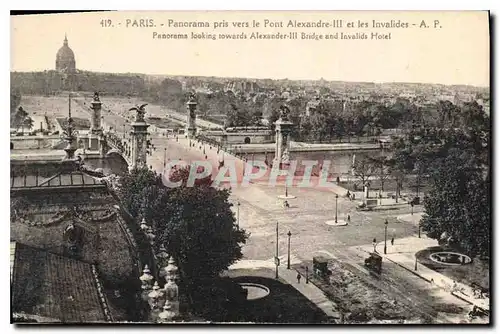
left=152, top=86, right=489, bottom=147
left=391, top=101, right=490, bottom=259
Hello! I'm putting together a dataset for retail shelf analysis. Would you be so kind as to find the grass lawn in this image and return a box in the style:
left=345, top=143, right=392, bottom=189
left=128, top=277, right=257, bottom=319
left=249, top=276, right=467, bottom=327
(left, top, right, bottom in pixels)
left=210, top=268, right=332, bottom=324
left=416, top=246, right=490, bottom=291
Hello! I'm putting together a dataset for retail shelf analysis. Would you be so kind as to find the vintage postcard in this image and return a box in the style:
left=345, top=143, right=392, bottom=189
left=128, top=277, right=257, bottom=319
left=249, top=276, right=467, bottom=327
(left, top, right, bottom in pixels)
left=10, top=10, right=490, bottom=324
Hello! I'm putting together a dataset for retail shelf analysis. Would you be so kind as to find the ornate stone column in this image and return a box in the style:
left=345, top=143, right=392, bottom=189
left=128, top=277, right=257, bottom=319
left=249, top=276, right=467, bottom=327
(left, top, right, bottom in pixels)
left=273, top=105, right=294, bottom=168
left=89, top=92, right=104, bottom=152
left=186, top=93, right=197, bottom=139
left=129, top=104, right=150, bottom=171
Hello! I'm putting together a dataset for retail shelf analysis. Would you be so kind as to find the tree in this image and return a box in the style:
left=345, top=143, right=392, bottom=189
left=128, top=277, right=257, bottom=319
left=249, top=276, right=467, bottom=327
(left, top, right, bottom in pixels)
left=10, top=88, right=22, bottom=126
left=352, top=157, right=375, bottom=188
left=116, top=167, right=249, bottom=289
left=420, top=149, right=490, bottom=258
left=225, top=102, right=252, bottom=127
left=116, top=167, right=164, bottom=219
left=13, top=106, right=28, bottom=130
left=368, top=155, right=390, bottom=192
left=157, top=167, right=248, bottom=286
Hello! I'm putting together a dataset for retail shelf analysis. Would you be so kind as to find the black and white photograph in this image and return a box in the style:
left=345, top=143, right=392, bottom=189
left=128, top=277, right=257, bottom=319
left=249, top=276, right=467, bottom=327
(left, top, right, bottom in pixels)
left=9, top=10, right=490, bottom=324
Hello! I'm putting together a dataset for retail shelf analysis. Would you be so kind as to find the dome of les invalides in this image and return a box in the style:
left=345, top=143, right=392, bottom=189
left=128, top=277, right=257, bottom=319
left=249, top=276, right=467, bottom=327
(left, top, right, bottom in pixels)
left=56, top=34, right=76, bottom=73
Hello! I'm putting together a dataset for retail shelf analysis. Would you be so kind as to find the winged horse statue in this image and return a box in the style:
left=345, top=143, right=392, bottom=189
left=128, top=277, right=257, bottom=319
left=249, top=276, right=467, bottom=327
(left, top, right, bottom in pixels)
left=129, top=103, right=148, bottom=122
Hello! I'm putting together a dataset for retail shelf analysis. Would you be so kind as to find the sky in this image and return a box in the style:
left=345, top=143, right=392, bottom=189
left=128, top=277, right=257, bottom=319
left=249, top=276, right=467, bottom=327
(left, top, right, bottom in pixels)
left=10, top=11, right=490, bottom=87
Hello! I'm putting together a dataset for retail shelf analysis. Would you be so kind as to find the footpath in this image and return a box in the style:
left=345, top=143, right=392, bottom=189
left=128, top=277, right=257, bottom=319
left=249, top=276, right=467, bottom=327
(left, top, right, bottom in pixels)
left=355, top=235, right=490, bottom=312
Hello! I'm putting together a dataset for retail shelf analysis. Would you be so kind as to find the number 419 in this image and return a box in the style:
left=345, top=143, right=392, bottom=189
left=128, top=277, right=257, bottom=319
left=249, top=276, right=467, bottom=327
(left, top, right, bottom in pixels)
left=100, top=19, right=112, bottom=27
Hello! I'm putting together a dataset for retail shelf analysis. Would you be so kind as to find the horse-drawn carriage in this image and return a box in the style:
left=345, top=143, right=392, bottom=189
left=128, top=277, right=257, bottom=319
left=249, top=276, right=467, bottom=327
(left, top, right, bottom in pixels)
left=313, top=256, right=332, bottom=278
left=364, top=252, right=382, bottom=274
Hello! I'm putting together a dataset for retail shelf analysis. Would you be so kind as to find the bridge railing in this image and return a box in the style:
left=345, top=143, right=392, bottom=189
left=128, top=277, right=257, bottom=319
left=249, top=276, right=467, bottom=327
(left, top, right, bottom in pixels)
left=195, top=134, right=223, bottom=149
left=105, top=132, right=126, bottom=154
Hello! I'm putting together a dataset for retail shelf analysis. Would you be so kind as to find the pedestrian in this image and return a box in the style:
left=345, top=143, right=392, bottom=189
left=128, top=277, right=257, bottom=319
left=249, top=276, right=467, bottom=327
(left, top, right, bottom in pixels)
left=347, top=215, right=351, bottom=223
left=296, top=272, right=301, bottom=284
left=391, top=237, right=394, bottom=246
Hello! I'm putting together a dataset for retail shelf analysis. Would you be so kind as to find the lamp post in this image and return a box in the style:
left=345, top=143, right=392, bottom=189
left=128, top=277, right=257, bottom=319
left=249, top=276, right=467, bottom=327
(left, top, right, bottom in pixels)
left=163, top=148, right=167, bottom=168
left=414, top=256, right=418, bottom=271
left=285, top=183, right=288, bottom=198
left=237, top=201, right=240, bottom=230
left=384, top=219, right=388, bottom=255
left=287, top=231, right=292, bottom=269
left=275, top=221, right=279, bottom=279
left=418, top=222, right=421, bottom=238
left=335, top=194, right=339, bottom=223
left=411, top=202, right=414, bottom=216
left=305, top=266, right=309, bottom=284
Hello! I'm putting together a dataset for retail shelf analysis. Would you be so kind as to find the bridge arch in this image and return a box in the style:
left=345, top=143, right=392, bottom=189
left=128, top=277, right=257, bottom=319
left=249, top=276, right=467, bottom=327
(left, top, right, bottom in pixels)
left=105, top=149, right=130, bottom=166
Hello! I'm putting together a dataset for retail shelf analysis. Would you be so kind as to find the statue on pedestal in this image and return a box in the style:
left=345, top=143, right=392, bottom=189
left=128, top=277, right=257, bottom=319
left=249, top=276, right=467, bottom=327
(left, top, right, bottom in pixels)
left=93, top=91, right=100, bottom=102
left=281, top=148, right=290, bottom=165
left=279, top=105, right=291, bottom=121
left=129, top=104, right=148, bottom=122
left=187, top=93, right=197, bottom=119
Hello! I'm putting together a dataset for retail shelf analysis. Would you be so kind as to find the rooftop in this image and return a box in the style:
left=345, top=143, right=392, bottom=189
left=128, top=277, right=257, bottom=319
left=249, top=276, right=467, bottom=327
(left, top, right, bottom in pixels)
left=11, top=169, right=101, bottom=190
left=11, top=242, right=110, bottom=323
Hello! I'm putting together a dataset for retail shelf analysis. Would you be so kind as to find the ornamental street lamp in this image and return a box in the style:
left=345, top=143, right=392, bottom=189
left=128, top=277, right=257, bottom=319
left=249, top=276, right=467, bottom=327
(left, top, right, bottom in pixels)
left=287, top=231, right=292, bottom=270
left=236, top=201, right=240, bottom=230
left=335, top=194, right=339, bottom=223
left=384, top=220, right=389, bottom=255
left=275, top=221, right=279, bottom=279
left=163, top=148, right=167, bottom=168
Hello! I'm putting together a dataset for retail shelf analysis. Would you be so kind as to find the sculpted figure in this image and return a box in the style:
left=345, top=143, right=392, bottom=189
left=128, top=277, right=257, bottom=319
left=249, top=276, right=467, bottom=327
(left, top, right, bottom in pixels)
left=279, top=105, right=291, bottom=121
left=129, top=104, right=148, bottom=122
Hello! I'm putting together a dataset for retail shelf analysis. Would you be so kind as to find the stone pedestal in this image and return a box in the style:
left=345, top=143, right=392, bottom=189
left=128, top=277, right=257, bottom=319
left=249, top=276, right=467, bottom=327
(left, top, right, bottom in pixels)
left=273, top=117, right=294, bottom=168
left=186, top=96, right=197, bottom=139
left=130, top=121, right=149, bottom=170
left=90, top=98, right=103, bottom=133
left=89, top=93, right=105, bottom=155
left=87, top=136, right=101, bottom=151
